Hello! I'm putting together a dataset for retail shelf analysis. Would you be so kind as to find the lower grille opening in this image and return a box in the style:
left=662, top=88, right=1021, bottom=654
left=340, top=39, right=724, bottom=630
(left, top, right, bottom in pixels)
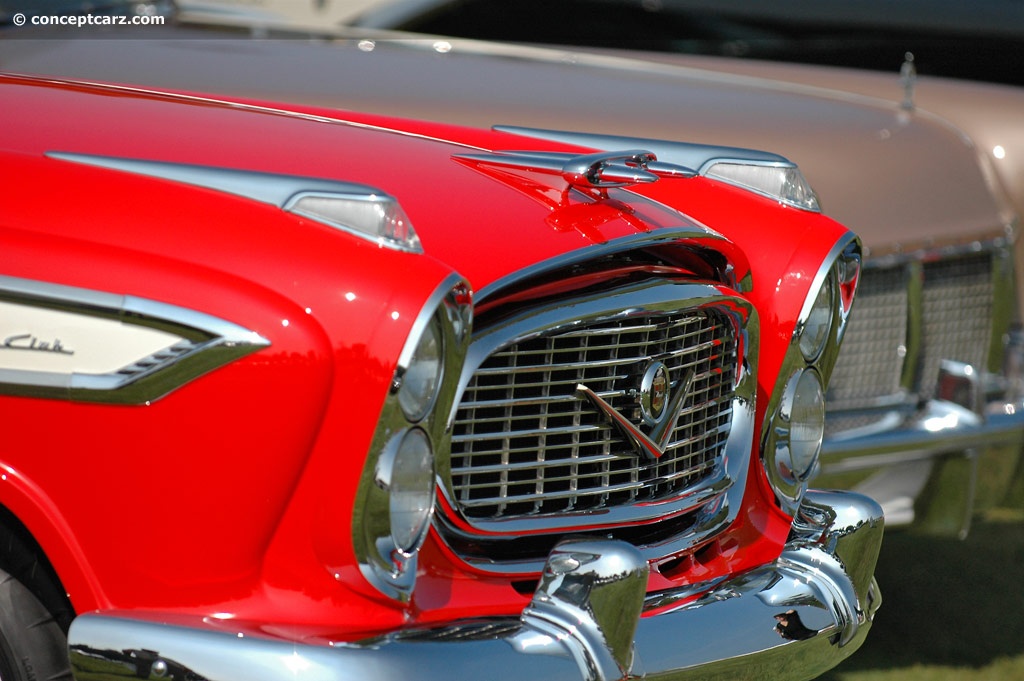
left=438, top=506, right=703, bottom=565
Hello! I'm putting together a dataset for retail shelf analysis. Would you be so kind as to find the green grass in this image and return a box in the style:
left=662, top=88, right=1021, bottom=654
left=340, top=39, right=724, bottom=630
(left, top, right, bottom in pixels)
left=71, top=654, right=141, bottom=681
left=820, top=508, right=1024, bottom=681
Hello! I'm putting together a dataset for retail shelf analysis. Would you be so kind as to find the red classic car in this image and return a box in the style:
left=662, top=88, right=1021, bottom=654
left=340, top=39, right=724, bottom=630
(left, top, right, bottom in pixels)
left=6, top=22, right=1023, bottom=539
left=0, top=72, right=879, bottom=680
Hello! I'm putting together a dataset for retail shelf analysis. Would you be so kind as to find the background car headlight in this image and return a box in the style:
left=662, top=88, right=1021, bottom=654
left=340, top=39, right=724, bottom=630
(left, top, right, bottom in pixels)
left=388, top=428, right=436, bottom=553
left=799, top=274, right=834, bottom=361
left=398, top=315, right=444, bottom=422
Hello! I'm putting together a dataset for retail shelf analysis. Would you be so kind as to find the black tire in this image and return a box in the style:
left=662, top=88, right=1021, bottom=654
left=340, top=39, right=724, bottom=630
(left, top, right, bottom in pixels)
left=0, top=568, right=72, bottom=681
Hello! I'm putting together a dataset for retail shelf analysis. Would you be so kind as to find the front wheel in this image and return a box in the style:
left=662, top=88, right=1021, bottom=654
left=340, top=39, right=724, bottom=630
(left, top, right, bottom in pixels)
left=0, top=568, right=72, bottom=681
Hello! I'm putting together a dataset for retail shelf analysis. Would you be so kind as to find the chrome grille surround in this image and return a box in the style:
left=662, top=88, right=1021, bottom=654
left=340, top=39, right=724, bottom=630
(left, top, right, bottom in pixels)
left=825, top=238, right=1014, bottom=437
left=436, top=278, right=757, bottom=572
left=453, top=312, right=734, bottom=517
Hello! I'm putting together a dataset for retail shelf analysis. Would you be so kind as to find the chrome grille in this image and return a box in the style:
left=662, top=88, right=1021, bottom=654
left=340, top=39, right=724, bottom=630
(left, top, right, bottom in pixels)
left=827, top=264, right=908, bottom=407
left=450, top=308, right=737, bottom=520
left=920, top=254, right=993, bottom=398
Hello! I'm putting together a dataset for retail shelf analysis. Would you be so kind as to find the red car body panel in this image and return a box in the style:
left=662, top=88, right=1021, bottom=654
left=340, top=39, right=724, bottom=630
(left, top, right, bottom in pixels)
left=1, top=70, right=863, bottom=657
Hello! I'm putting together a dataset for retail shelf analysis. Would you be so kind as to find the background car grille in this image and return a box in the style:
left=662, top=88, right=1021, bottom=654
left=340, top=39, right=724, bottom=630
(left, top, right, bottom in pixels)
left=450, top=308, right=737, bottom=521
left=919, top=255, right=994, bottom=398
left=825, top=265, right=909, bottom=406
left=826, top=250, right=996, bottom=435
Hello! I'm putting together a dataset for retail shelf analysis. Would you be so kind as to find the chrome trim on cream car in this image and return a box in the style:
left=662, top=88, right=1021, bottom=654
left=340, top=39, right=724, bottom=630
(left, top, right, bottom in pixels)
left=819, top=235, right=1024, bottom=534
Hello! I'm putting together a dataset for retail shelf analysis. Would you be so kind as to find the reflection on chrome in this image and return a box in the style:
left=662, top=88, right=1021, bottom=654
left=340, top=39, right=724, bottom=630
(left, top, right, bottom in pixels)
left=775, top=609, right=817, bottom=641
left=68, top=490, right=883, bottom=681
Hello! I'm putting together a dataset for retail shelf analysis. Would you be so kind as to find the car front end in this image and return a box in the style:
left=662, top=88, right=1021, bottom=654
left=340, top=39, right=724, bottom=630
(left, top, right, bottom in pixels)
left=0, top=72, right=882, bottom=681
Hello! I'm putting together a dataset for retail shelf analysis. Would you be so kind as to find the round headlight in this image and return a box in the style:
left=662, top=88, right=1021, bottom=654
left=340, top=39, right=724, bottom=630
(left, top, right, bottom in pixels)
left=398, top=315, right=444, bottom=422
left=781, top=369, right=825, bottom=481
left=799, top=274, right=834, bottom=361
left=389, top=428, right=436, bottom=553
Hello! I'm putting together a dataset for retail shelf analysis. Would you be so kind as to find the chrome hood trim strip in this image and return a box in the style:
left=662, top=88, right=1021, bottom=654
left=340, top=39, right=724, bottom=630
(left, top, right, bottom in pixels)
left=494, top=125, right=793, bottom=172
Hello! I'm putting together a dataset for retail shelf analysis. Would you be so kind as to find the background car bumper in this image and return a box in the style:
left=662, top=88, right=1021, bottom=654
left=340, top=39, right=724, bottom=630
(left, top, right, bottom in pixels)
left=821, top=398, right=1024, bottom=536
left=68, top=490, right=883, bottom=681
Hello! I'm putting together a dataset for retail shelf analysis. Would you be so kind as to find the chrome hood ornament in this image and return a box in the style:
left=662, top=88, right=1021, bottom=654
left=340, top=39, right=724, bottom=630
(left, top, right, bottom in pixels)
left=454, top=148, right=696, bottom=189
left=900, top=52, right=917, bottom=111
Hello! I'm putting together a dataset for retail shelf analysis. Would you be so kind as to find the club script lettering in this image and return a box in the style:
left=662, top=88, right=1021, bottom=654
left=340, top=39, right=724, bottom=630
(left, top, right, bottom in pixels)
left=2, top=333, right=74, bottom=355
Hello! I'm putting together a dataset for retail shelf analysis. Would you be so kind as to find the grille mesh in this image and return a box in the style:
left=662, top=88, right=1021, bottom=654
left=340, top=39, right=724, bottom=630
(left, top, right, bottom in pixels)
left=450, top=309, right=737, bottom=520
left=826, top=252, right=994, bottom=434
left=827, top=265, right=909, bottom=407
left=919, top=254, right=993, bottom=398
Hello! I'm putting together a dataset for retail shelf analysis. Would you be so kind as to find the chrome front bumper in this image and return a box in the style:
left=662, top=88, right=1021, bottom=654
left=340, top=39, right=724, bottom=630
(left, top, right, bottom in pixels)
left=68, top=490, right=883, bottom=681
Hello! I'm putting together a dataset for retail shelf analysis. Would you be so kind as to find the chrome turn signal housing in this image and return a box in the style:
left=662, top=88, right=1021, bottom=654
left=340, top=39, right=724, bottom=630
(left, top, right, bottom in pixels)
left=287, top=192, right=422, bottom=253
left=703, top=162, right=821, bottom=212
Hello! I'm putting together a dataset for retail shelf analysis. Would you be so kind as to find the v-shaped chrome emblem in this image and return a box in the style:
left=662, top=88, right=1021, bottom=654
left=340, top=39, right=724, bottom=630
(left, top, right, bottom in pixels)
left=576, top=369, right=696, bottom=460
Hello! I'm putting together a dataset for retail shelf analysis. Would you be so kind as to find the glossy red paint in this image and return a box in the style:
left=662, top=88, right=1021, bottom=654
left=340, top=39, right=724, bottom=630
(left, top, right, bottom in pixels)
left=1, top=73, right=854, bottom=638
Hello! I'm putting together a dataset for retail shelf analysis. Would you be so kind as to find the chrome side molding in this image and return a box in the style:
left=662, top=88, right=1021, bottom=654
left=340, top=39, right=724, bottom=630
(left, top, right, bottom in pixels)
left=0, top=275, right=269, bottom=404
left=46, top=152, right=424, bottom=252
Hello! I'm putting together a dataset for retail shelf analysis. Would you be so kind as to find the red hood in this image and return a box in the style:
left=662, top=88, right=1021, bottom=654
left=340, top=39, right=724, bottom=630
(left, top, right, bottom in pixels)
left=0, top=73, right=739, bottom=292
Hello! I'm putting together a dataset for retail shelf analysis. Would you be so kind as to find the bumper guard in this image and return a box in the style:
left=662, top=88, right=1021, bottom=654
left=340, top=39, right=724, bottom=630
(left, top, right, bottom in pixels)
left=68, top=490, right=883, bottom=681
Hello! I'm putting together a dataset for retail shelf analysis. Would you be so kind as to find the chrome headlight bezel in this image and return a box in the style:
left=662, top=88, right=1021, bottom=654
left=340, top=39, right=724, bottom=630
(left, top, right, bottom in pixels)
left=765, top=367, right=826, bottom=503
left=396, top=314, right=445, bottom=422
left=762, top=235, right=861, bottom=515
left=382, top=427, right=436, bottom=553
left=798, top=273, right=834, bottom=362
left=353, top=274, right=472, bottom=602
